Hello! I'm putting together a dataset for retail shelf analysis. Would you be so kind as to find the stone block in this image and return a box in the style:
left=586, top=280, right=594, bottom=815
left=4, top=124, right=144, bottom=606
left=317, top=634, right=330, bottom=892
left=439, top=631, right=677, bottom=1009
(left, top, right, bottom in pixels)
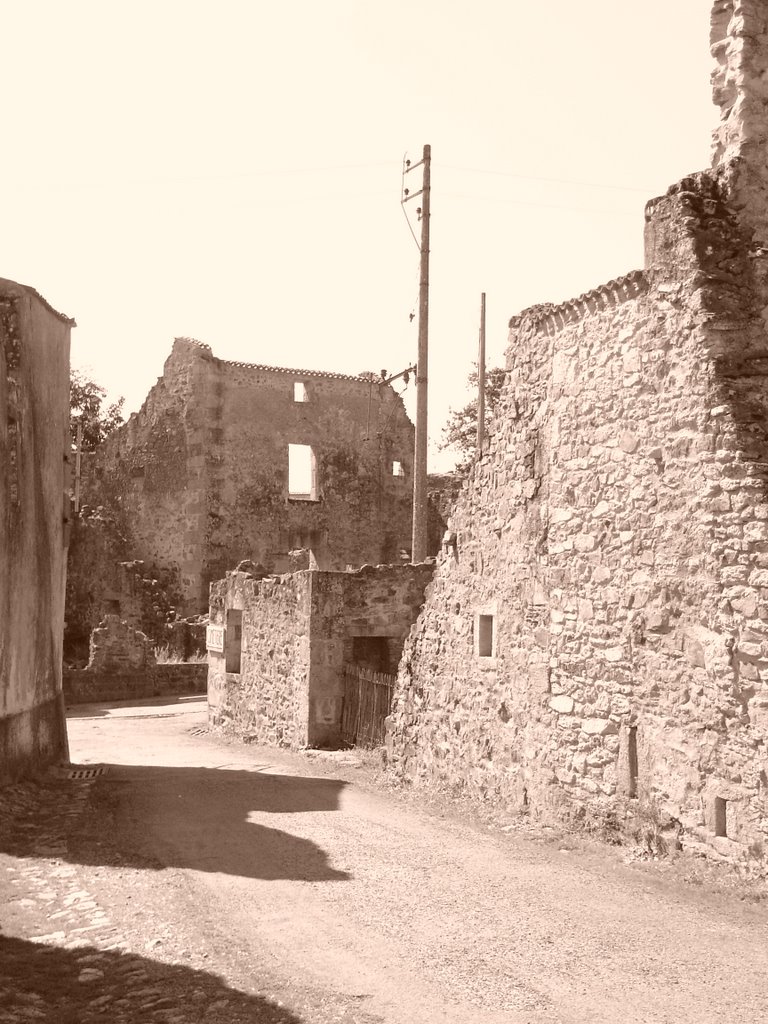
left=549, top=695, right=574, bottom=714
left=582, top=718, right=618, bottom=736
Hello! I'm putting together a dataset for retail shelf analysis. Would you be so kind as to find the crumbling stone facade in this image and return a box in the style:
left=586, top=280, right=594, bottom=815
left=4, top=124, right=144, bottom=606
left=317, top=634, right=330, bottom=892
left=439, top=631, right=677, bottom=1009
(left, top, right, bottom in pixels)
left=0, top=278, right=73, bottom=782
left=388, top=1, right=768, bottom=859
left=83, top=339, right=415, bottom=615
left=63, top=616, right=206, bottom=704
left=208, top=564, right=432, bottom=748
left=64, top=506, right=182, bottom=664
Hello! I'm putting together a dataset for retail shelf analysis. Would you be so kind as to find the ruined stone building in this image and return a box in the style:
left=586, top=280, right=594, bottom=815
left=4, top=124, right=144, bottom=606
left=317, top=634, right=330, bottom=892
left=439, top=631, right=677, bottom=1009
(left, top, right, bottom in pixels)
left=1, top=278, right=73, bottom=782
left=82, top=337, right=415, bottom=617
left=389, top=0, right=768, bottom=858
left=208, top=564, right=432, bottom=748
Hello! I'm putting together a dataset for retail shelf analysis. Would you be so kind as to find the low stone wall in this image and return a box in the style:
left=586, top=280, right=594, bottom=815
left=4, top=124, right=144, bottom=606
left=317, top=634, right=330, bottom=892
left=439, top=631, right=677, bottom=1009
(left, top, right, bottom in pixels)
left=64, top=664, right=207, bottom=705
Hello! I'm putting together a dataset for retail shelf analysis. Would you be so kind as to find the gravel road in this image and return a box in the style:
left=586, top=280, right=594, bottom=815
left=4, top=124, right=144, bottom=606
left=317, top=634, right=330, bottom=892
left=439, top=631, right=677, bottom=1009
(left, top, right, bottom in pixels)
left=18, top=697, right=765, bottom=1023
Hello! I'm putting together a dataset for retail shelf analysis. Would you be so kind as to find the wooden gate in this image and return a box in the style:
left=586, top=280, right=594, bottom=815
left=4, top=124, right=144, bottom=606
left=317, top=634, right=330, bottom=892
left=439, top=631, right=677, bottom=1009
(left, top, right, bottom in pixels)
left=340, top=665, right=396, bottom=748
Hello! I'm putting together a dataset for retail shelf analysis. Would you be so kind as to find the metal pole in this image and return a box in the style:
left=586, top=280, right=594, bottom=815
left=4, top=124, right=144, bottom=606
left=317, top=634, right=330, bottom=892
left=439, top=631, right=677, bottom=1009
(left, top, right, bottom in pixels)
left=411, top=144, right=431, bottom=563
left=476, top=292, right=486, bottom=453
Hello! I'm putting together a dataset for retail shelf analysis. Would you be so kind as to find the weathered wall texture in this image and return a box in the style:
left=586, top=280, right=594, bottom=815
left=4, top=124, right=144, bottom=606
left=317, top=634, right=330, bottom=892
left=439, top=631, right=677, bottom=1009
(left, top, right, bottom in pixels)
left=83, top=339, right=415, bottom=615
left=387, top=3, right=768, bottom=859
left=64, top=507, right=182, bottom=664
left=0, top=279, right=73, bottom=782
left=208, top=565, right=432, bottom=748
left=63, top=615, right=207, bottom=704
left=64, top=665, right=207, bottom=705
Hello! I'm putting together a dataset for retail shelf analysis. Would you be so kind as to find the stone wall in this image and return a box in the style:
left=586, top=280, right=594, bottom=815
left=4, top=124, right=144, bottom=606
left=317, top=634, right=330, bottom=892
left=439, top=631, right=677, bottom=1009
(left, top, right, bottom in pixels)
left=208, top=564, right=432, bottom=749
left=86, top=615, right=156, bottom=674
left=208, top=571, right=312, bottom=748
left=386, top=6, right=768, bottom=861
left=0, top=279, right=73, bottom=782
left=64, top=507, right=182, bottom=664
left=710, top=0, right=768, bottom=243
left=64, top=664, right=207, bottom=705
left=82, top=339, right=415, bottom=615
left=63, top=615, right=207, bottom=704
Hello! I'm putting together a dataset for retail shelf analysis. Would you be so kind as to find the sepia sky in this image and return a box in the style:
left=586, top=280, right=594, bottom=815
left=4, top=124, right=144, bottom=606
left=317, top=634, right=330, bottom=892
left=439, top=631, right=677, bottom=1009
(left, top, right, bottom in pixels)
left=2, top=1, right=714, bottom=469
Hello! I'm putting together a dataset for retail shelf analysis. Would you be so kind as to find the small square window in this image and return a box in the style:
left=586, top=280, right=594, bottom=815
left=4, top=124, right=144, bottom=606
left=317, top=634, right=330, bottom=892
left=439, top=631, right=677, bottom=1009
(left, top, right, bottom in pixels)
left=393, top=460, right=404, bottom=477
left=294, top=382, right=308, bottom=403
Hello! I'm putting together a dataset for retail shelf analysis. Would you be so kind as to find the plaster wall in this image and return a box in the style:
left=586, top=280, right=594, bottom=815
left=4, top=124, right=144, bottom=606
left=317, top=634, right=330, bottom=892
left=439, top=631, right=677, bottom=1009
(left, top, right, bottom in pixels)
left=0, top=279, right=72, bottom=782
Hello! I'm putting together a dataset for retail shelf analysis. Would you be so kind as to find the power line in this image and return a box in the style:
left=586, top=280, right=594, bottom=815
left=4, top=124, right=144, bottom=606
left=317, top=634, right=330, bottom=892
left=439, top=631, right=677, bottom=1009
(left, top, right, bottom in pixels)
left=440, top=163, right=653, bottom=193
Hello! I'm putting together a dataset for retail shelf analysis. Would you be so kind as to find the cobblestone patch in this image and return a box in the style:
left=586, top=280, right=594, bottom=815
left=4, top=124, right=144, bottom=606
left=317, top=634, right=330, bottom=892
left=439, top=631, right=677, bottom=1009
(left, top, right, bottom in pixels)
left=0, top=773, right=301, bottom=1023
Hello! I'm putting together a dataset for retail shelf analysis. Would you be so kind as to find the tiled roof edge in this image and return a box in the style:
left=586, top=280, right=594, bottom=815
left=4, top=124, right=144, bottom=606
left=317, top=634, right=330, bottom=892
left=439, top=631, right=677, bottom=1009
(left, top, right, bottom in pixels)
left=508, top=269, right=647, bottom=337
left=172, top=336, right=373, bottom=382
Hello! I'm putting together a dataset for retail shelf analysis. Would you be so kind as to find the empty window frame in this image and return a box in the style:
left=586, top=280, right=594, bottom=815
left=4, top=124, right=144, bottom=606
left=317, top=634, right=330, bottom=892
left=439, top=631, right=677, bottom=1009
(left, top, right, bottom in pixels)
left=392, top=460, right=404, bottom=477
left=627, top=726, right=639, bottom=799
left=714, top=797, right=728, bottom=838
left=477, top=613, right=495, bottom=658
left=294, top=381, right=308, bottom=403
left=225, top=609, right=243, bottom=674
left=288, top=443, right=318, bottom=500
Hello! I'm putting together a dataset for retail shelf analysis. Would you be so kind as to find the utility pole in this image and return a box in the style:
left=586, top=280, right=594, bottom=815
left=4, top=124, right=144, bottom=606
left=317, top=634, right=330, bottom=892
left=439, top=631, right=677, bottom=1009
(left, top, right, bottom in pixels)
left=402, top=144, right=431, bottom=563
left=74, top=421, right=83, bottom=514
left=477, top=292, right=486, bottom=452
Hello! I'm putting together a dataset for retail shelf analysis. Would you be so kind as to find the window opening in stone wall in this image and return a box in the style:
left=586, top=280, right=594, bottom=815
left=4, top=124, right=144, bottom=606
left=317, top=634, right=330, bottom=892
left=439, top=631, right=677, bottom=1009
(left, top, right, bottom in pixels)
left=627, top=726, right=638, bottom=799
left=225, top=609, right=243, bottom=674
left=351, top=636, right=396, bottom=675
left=714, top=796, right=728, bottom=838
left=478, top=614, right=494, bottom=658
left=294, top=381, right=308, bottom=403
left=288, top=443, right=318, bottom=500
left=393, top=460, right=404, bottom=477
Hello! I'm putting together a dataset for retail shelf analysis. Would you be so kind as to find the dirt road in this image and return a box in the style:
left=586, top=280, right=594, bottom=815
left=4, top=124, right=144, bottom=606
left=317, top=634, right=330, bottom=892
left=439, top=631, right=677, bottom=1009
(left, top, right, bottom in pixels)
left=7, top=696, right=767, bottom=1023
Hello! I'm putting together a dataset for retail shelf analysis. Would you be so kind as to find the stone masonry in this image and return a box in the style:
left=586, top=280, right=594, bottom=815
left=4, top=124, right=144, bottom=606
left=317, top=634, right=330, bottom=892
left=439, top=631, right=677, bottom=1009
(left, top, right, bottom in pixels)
left=63, top=616, right=207, bottom=704
left=82, top=338, right=415, bottom=615
left=388, top=1, right=768, bottom=860
left=208, top=564, right=432, bottom=749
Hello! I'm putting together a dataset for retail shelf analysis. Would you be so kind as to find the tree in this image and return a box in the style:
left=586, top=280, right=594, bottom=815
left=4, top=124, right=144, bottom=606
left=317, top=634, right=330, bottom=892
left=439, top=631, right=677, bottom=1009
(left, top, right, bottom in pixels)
left=440, top=365, right=506, bottom=472
left=70, top=369, right=125, bottom=451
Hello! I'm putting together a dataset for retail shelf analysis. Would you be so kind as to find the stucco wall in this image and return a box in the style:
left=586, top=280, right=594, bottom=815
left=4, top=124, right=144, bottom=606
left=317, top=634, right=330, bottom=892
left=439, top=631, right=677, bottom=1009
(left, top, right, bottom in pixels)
left=0, top=279, right=72, bottom=782
left=84, top=339, right=415, bottom=615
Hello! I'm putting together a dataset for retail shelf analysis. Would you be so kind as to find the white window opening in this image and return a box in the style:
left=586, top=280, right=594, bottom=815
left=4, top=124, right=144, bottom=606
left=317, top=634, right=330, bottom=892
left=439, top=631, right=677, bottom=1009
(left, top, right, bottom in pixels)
left=288, top=443, right=318, bottom=500
left=393, top=460, right=404, bottom=477
left=294, top=381, right=308, bottom=403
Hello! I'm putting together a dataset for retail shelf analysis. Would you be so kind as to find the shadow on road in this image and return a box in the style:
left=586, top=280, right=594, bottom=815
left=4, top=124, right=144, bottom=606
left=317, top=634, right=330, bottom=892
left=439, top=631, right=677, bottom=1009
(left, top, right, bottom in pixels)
left=0, top=934, right=302, bottom=1023
left=66, top=694, right=204, bottom=719
left=0, top=765, right=351, bottom=883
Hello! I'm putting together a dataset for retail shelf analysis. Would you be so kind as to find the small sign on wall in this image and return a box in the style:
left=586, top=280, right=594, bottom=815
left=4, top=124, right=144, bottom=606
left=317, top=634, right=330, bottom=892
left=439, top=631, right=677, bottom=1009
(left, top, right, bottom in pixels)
left=206, top=624, right=225, bottom=653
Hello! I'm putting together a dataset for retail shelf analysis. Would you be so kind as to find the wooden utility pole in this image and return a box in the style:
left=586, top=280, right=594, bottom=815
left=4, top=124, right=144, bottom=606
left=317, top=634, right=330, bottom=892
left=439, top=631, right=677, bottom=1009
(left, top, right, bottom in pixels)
left=477, top=292, right=486, bottom=452
left=74, top=421, right=83, bottom=514
left=403, top=144, right=431, bottom=563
